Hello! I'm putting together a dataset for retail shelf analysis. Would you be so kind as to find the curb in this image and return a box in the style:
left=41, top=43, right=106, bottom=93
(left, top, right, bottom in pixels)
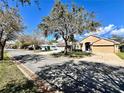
left=15, top=61, right=37, bottom=80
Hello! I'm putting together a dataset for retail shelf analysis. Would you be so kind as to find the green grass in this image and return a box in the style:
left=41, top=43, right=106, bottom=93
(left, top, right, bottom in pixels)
left=116, top=52, right=124, bottom=59
left=52, top=51, right=92, bottom=58
left=0, top=62, right=25, bottom=89
left=0, top=53, right=37, bottom=93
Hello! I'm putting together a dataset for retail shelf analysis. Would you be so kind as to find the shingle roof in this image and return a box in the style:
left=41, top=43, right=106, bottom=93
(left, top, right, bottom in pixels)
left=80, top=35, right=120, bottom=45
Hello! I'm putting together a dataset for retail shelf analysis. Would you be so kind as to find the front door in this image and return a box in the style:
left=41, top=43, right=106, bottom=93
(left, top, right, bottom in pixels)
left=85, top=42, right=91, bottom=51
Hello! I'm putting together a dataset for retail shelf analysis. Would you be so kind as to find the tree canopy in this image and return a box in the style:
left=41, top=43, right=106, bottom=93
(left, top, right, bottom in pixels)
left=38, top=1, right=100, bottom=54
left=111, top=35, right=124, bottom=43
left=0, top=5, right=23, bottom=60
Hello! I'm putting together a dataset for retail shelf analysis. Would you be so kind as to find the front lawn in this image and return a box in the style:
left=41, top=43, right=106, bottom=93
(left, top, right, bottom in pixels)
left=0, top=54, right=37, bottom=93
left=116, top=52, right=124, bottom=59
left=52, top=51, right=92, bottom=58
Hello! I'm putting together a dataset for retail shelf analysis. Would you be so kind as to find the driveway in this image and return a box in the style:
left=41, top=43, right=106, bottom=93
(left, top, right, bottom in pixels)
left=78, top=52, right=124, bottom=67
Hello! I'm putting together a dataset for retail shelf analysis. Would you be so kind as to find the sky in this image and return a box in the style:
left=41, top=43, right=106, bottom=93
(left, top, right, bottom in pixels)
left=11, top=0, right=124, bottom=41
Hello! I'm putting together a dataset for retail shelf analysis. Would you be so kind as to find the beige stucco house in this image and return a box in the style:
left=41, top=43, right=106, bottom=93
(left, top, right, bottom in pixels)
left=79, top=35, right=120, bottom=53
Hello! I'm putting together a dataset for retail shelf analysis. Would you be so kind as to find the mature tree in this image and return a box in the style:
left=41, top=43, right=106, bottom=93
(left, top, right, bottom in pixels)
left=111, top=35, right=124, bottom=43
left=38, top=1, right=100, bottom=54
left=69, top=34, right=77, bottom=51
left=0, top=6, right=23, bottom=60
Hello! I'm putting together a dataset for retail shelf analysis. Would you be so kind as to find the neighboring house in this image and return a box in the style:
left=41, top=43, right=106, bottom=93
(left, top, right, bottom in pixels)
left=6, top=41, right=16, bottom=49
left=79, top=35, right=120, bottom=53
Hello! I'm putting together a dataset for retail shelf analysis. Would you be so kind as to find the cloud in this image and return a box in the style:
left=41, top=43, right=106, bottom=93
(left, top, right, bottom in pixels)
left=57, top=24, right=124, bottom=41
left=111, top=28, right=124, bottom=36
left=84, top=24, right=124, bottom=37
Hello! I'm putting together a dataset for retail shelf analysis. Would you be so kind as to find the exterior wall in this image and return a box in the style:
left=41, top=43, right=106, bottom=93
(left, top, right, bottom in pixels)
left=80, top=36, right=100, bottom=51
left=92, top=45, right=115, bottom=53
left=114, top=44, right=119, bottom=53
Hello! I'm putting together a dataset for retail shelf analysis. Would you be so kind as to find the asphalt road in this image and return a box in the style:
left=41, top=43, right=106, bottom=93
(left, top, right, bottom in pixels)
left=7, top=49, right=71, bottom=73
left=6, top=49, right=34, bottom=57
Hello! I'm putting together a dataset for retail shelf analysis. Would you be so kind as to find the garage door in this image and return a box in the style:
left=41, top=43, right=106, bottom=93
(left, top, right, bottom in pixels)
left=92, top=45, right=115, bottom=53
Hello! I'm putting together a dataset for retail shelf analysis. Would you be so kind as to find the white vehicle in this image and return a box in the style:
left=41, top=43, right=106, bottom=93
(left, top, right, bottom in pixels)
left=40, top=45, right=58, bottom=51
left=50, top=45, right=58, bottom=50
left=40, top=46, right=46, bottom=51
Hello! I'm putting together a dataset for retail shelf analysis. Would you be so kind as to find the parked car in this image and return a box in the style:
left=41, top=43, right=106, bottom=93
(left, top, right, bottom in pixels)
left=50, top=45, right=58, bottom=50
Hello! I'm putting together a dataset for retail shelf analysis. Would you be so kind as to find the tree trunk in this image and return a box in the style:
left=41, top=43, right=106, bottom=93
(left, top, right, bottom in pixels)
left=64, top=39, right=68, bottom=55
left=0, top=45, right=4, bottom=60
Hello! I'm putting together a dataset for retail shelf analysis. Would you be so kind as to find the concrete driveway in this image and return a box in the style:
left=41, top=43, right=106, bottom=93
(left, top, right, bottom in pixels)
left=78, top=52, right=124, bottom=67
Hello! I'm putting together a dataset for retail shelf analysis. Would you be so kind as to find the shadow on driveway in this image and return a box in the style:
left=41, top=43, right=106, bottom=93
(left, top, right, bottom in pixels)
left=13, top=54, right=46, bottom=63
left=36, top=61, right=124, bottom=93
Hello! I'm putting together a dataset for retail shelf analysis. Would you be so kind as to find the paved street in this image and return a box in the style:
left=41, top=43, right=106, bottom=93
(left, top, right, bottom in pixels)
left=6, top=49, right=34, bottom=57
left=7, top=49, right=124, bottom=93
left=7, top=49, right=72, bottom=72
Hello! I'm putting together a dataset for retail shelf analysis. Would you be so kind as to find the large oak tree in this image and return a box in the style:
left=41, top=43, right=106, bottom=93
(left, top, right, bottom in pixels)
left=38, top=1, right=100, bottom=54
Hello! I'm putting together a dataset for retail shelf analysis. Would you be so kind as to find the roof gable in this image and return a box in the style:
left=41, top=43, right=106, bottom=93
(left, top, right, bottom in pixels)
left=93, top=39, right=115, bottom=45
left=80, top=35, right=120, bottom=45
left=80, top=35, right=100, bottom=43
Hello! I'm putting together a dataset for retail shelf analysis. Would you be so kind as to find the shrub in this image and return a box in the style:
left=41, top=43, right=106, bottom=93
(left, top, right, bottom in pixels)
left=52, top=51, right=92, bottom=58
left=21, top=42, right=31, bottom=49
left=120, top=45, right=124, bottom=52
left=12, top=45, right=18, bottom=49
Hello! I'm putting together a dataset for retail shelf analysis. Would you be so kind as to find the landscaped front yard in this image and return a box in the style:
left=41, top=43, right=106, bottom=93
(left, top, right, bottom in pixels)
left=117, top=52, right=124, bottom=59
left=0, top=55, right=37, bottom=93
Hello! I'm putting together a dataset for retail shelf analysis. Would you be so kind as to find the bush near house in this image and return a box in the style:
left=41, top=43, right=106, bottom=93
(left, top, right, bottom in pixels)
left=119, top=45, right=124, bottom=52
left=52, top=51, right=92, bottom=58
left=20, top=42, right=32, bottom=49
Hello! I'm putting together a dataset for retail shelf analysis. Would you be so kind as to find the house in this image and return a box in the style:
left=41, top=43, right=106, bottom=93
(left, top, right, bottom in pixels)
left=79, top=35, right=120, bottom=53
left=6, top=40, right=16, bottom=49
